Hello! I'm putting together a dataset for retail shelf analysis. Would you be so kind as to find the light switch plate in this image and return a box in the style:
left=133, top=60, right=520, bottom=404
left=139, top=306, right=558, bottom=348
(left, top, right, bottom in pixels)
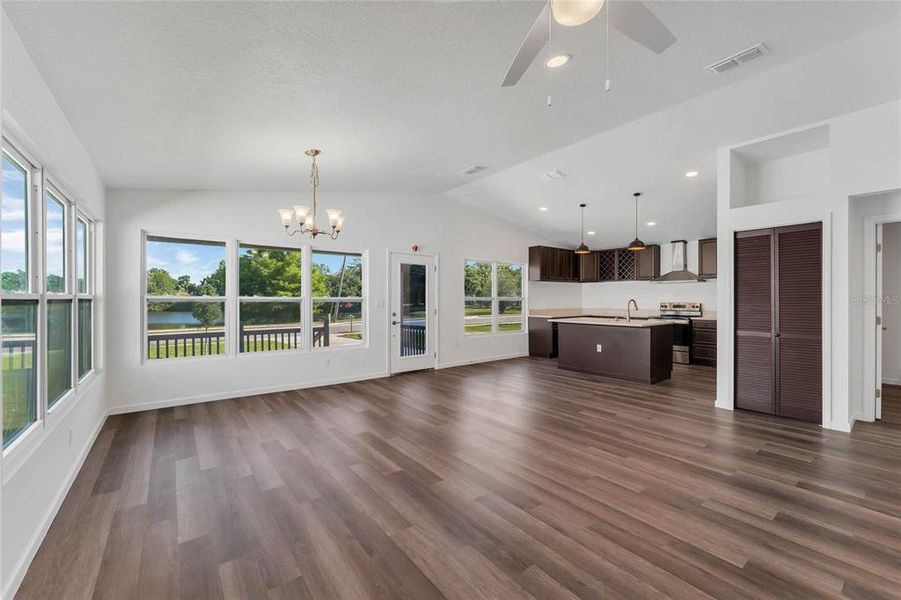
left=596, top=344, right=603, bottom=352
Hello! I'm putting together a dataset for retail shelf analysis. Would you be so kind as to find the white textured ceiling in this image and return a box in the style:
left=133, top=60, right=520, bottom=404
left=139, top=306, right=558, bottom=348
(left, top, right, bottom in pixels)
left=3, top=0, right=898, bottom=195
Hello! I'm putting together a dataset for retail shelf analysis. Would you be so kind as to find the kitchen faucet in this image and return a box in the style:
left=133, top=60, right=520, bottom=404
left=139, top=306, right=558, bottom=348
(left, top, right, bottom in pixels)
left=627, top=299, right=638, bottom=322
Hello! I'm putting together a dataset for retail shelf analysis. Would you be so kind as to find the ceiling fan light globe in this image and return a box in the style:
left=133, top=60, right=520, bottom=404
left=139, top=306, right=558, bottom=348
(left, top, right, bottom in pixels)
left=551, top=0, right=605, bottom=27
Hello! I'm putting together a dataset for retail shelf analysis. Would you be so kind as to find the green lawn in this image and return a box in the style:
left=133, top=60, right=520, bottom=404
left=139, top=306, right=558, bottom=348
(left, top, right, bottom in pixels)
left=464, top=322, right=523, bottom=334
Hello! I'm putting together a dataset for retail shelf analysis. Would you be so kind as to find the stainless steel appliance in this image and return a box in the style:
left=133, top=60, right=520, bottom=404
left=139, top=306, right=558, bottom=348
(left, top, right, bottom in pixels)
left=659, top=302, right=703, bottom=364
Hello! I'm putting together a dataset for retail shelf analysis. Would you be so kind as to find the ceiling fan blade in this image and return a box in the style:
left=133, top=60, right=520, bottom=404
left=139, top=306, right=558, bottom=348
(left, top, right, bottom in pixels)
left=501, top=3, right=551, bottom=87
left=609, top=0, right=676, bottom=54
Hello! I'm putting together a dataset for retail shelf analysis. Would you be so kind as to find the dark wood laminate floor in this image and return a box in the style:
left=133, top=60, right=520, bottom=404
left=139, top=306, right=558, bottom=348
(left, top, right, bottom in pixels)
left=17, top=358, right=901, bottom=599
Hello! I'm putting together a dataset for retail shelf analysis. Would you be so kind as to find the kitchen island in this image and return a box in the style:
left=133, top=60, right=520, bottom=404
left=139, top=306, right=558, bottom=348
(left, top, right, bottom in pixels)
left=549, top=317, right=674, bottom=384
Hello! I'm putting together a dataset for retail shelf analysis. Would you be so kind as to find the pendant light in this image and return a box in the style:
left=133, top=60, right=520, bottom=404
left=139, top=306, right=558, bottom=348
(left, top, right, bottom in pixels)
left=575, top=203, right=590, bottom=254
left=627, top=192, right=647, bottom=251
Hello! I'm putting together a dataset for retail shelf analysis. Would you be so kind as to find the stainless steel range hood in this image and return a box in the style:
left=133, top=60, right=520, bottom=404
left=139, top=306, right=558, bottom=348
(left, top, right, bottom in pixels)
left=653, top=240, right=706, bottom=283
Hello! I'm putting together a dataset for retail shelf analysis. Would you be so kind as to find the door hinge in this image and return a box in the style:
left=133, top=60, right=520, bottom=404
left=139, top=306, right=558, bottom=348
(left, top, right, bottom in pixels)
left=876, top=388, right=882, bottom=399
left=877, top=243, right=883, bottom=252
left=877, top=315, right=883, bottom=327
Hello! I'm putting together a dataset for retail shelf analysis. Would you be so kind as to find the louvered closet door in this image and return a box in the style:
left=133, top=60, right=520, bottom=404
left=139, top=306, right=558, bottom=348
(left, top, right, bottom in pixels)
left=776, top=223, right=822, bottom=423
left=734, top=229, right=775, bottom=415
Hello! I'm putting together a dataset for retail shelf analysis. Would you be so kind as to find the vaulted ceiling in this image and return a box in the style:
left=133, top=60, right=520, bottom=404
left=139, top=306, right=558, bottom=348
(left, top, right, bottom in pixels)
left=4, top=0, right=897, bottom=200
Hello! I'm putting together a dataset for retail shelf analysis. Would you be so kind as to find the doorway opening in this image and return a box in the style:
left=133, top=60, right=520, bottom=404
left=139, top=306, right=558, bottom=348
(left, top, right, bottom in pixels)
left=876, top=221, right=901, bottom=425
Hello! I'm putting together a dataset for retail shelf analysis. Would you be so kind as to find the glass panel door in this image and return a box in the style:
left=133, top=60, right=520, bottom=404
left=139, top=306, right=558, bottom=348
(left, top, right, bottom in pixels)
left=390, top=253, right=435, bottom=374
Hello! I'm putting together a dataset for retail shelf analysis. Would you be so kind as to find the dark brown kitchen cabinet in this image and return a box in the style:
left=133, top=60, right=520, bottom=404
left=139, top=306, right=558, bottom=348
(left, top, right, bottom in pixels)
left=529, top=244, right=659, bottom=283
left=635, top=244, right=661, bottom=280
left=579, top=251, right=600, bottom=282
left=528, top=246, right=578, bottom=282
left=698, top=237, right=717, bottom=278
left=734, top=222, right=821, bottom=424
left=691, top=319, right=716, bottom=367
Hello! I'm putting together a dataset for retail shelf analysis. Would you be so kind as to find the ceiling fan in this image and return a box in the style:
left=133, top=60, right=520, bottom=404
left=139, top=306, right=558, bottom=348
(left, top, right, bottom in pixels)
left=501, top=0, right=676, bottom=87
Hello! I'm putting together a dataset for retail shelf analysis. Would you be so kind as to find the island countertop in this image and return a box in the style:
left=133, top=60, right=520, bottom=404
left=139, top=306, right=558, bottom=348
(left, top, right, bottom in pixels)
left=548, top=317, right=678, bottom=328
left=553, top=317, right=674, bottom=383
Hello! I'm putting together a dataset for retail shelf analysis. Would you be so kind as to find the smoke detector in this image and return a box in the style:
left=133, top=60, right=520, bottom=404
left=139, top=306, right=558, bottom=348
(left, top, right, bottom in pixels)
left=539, top=169, right=568, bottom=182
left=705, top=43, right=769, bottom=74
left=457, top=165, right=489, bottom=176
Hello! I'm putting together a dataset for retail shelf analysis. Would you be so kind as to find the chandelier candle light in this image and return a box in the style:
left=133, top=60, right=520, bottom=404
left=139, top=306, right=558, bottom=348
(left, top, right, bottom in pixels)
left=279, top=149, right=345, bottom=239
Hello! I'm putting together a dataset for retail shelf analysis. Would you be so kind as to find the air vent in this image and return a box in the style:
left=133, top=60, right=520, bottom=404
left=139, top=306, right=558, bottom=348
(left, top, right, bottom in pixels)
left=539, top=169, right=568, bottom=182
left=705, top=43, right=769, bottom=74
left=457, top=165, right=489, bottom=176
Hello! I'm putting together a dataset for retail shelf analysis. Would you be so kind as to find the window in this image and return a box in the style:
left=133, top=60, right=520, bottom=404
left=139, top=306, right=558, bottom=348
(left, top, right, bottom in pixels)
left=239, top=244, right=302, bottom=352
left=497, top=263, right=524, bottom=332
left=44, top=184, right=74, bottom=408
left=312, top=251, right=364, bottom=347
left=2, top=138, right=98, bottom=451
left=3, top=146, right=38, bottom=447
left=464, top=260, right=493, bottom=335
left=76, top=214, right=93, bottom=379
left=464, top=260, right=525, bottom=335
left=144, top=236, right=227, bottom=359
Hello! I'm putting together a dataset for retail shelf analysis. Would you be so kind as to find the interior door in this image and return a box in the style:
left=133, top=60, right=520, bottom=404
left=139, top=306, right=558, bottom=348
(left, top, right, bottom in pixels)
left=390, top=253, right=436, bottom=374
left=734, top=229, right=776, bottom=415
left=876, top=223, right=884, bottom=420
left=775, top=222, right=822, bottom=423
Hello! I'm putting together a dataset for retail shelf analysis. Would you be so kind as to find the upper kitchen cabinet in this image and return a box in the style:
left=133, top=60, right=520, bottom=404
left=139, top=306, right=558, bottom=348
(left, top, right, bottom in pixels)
left=698, top=237, right=717, bottom=278
left=528, top=246, right=578, bottom=282
left=635, top=245, right=661, bottom=280
left=579, top=251, right=600, bottom=282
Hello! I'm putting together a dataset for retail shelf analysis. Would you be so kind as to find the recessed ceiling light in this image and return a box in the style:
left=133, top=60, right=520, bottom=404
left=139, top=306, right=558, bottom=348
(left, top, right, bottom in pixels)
left=646, top=221, right=656, bottom=226
left=586, top=231, right=595, bottom=235
left=539, top=207, right=548, bottom=212
left=545, top=54, right=572, bottom=69
left=685, top=170, right=699, bottom=178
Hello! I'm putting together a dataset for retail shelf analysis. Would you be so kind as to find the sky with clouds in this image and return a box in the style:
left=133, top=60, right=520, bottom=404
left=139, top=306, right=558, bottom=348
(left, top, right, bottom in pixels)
left=146, top=238, right=225, bottom=284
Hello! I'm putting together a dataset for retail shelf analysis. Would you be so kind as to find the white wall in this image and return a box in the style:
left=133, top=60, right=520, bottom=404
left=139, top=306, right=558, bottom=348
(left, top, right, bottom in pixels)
left=717, top=100, right=901, bottom=431
left=105, top=189, right=558, bottom=413
left=1, top=13, right=107, bottom=598
left=882, top=221, right=901, bottom=384
left=528, top=281, right=581, bottom=310
left=581, top=240, right=716, bottom=314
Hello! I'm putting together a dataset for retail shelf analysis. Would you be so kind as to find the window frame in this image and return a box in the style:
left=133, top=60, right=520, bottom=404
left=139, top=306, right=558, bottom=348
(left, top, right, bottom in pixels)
left=43, top=179, right=76, bottom=411
left=463, top=258, right=527, bottom=336
left=237, top=241, right=304, bottom=355
left=1, top=135, right=100, bottom=461
left=75, top=211, right=95, bottom=381
left=141, top=231, right=232, bottom=363
left=310, top=249, right=367, bottom=351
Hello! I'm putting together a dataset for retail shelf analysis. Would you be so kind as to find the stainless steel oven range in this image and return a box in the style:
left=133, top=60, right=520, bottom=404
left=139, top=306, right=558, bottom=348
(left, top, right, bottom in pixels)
left=659, top=302, right=702, bottom=365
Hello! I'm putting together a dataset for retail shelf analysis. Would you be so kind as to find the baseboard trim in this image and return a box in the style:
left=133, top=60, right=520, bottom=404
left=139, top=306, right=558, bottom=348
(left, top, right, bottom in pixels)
left=882, top=377, right=901, bottom=385
left=107, top=371, right=391, bottom=415
left=2, top=409, right=109, bottom=600
left=437, top=352, right=528, bottom=370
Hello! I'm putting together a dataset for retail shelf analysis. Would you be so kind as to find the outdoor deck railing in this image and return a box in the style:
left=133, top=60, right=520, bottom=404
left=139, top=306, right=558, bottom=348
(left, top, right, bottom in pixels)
left=400, top=323, right=427, bottom=356
left=147, top=317, right=333, bottom=358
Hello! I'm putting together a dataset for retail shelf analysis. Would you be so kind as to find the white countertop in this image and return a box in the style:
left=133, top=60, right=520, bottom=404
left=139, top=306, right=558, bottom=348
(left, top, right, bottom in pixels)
left=548, top=317, right=678, bottom=328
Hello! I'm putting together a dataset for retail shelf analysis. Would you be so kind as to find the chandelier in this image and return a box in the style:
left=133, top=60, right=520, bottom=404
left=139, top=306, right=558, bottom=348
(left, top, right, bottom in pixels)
left=278, top=149, right=344, bottom=239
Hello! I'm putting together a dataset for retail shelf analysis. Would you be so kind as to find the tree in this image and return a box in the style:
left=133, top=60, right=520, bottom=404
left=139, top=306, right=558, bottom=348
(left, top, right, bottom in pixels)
left=201, top=260, right=226, bottom=296
left=1, top=269, right=27, bottom=292
left=464, top=261, right=492, bottom=297
left=192, top=284, right=223, bottom=332
left=147, top=268, right=178, bottom=295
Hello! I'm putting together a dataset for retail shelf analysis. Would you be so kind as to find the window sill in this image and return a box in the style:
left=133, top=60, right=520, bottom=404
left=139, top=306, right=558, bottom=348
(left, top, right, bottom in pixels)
left=142, top=352, right=232, bottom=366
left=463, top=330, right=527, bottom=337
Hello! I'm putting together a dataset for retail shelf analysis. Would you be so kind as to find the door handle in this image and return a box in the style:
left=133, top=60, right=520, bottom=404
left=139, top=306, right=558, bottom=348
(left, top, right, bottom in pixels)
left=774, top=333, right=781, bottom=338
left=392, top=320, right=399, bottom=325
